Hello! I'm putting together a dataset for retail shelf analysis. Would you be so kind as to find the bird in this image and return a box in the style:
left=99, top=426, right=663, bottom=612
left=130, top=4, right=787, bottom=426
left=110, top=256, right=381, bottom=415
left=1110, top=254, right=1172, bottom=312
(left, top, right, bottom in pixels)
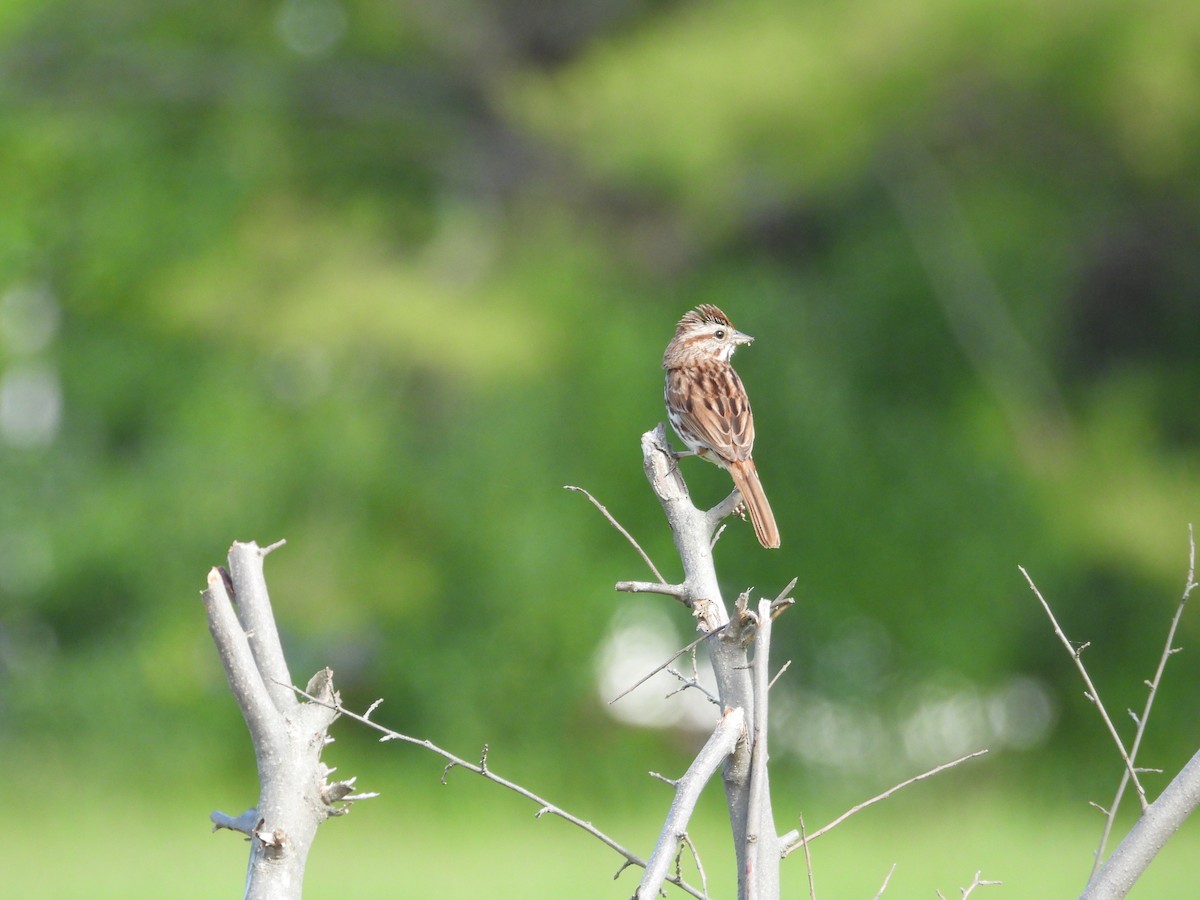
left=662, top=304, right=780, bottom=549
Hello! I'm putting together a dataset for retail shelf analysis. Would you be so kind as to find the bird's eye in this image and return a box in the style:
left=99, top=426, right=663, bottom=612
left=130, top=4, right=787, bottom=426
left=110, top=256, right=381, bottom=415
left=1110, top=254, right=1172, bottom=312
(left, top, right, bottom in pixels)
left=714, top=329, right=726, bottom=340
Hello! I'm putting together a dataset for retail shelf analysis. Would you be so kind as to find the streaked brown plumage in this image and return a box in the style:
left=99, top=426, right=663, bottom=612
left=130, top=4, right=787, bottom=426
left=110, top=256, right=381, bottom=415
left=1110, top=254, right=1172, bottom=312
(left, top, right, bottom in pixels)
left=662, top=304, right=780, bottom=549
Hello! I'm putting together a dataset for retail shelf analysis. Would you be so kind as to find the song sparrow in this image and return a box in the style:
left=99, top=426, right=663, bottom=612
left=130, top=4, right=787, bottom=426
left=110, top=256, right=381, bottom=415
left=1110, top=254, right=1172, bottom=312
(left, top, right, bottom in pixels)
left=662, top=304, right=780, bottom=549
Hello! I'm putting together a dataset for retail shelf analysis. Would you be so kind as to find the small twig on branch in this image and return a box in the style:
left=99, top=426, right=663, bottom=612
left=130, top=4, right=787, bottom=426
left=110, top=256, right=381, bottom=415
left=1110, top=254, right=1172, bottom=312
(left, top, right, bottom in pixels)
left=767, top=660, right=792, bottom=692
left=635, top=706, right=747, bottom=900
left=771, top=577, right=798, bottom=607
left=1089, top=525, right=1197, bottom=877
left=615, top=580, right=690, bottom=604
left=210, top=809, right=264, bottom=836
left=873, top=863, right=897, bottom=899
left=798, top=814, right=816, bottom=900
left=1082, top=743, right=1200, bottom=899
left=285, top=683, right=708, bottom=900
left=677, top=833, right=709, bottom=899
left=706, top=490, right=746, bottom=533
left=936, top=870, right=1001, bottom=898
left=566, top=485, right=667, bottom=584
left=1020, top=566, right=1148, bottom=810
left=609, top=629, right=721, bottom=705
left=780, top=750, right=988, bottom=855
left=666, top=665, right=721, bottom=706
left=665, top=646, right=720, bottom=705
left=710, top=522, right=728, bottom=550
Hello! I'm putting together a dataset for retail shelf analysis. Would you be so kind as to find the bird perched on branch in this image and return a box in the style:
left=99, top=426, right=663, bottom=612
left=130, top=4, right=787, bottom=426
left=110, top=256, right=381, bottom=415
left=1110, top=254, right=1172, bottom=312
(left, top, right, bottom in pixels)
left=662, top=304, right=780, bottom=549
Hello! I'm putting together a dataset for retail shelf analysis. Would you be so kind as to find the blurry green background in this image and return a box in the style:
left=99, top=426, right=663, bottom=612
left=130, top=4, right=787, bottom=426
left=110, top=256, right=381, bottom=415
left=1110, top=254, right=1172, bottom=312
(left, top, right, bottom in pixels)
left=2, top=0, right=1199, bottom=895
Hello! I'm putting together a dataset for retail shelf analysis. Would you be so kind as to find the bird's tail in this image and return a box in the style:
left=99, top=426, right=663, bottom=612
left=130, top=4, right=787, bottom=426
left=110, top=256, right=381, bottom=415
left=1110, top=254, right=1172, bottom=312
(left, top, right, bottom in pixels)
left=729, top=460, right=781, bottom=549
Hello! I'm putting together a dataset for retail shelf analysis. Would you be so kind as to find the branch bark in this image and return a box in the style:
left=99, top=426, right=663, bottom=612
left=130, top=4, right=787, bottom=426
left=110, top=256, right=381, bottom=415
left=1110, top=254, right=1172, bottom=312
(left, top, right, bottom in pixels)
left=635, top=707, right=746, bottom=899
left=744, top=597, right=781, bottom=900
left=1081, top=747, right=1200, bottom=900
left=203, top=540, right=369, bottom=900
left=628, top=425, right=781, bottom=900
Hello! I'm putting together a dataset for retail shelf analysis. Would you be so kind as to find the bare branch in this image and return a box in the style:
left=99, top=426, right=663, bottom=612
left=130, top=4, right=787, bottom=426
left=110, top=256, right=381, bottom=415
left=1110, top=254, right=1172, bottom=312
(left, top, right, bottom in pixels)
left=744, top=598, right=778, bottom=899
left=767, top=660, right=791, bottom=692
left=959, top=870, right=1002, bottom=896
left=1020, top=566, right=1147, bottom=809
left=565, top=485, right=667, bottom=584
left=678, top=832, right=709, bottom=898
left=203, top=566, right=281, bottom=743
left=873, top=863, right=897, bottom=899
left=780, top=750, right=988, bottom=855
left=706, top=489, right=746, bottom=531
left=799, top=814, right=816, bottom=900
left=770, top=578, right=798, bottom=607
left=665, top=665, right=720, bottom=706
left=286, top=684, right=708, bottom=900
left=1082, top=744, right=1200, bottom=899
left=1089, top=525, right=1197, bottom=876
left=202, top=541, right=356, bottom=899
left=609, top=630, right=719, bottom=705
left=710, top=522, right=728, bottom=550
left=615, top=580, right=690, bottom=603
left=635, top=706, right=746, bottom=899
left=210, top=808, right=263, bottom=836
left=621, top=427, right=780, bottom=896
left=363, top=698, right=385, bottom=720
left=227, top=540, right=296, bottom=713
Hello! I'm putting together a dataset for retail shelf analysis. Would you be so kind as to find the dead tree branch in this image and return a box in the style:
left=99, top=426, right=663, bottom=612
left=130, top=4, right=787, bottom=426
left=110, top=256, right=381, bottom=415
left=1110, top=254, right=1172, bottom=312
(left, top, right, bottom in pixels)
left=1081, top=746, right=1200, bottom=900
left=636, top=706, right=747, bottom=899
left=745, top=597, right=778, bottom=899
left=1076, top=527, right=1200, bottom=899
left=1020, top=566, right=1148, bottom=809
left=1089, top=525, right=1197, bottom=879
left=286, top=685, right=709, bottom=899
left=780, top=750, right=988, bottom=854
left=202, top=540, right=372, bottom=900
left=566, top=484, right=668, bottom=584
left=616, top=424, right=785, bottom=900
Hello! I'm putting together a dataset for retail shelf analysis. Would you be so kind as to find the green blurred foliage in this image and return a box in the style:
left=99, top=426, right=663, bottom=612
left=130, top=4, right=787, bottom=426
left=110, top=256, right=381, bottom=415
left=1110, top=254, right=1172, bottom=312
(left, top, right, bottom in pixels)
left=1, top=0, right=1199, bottom=862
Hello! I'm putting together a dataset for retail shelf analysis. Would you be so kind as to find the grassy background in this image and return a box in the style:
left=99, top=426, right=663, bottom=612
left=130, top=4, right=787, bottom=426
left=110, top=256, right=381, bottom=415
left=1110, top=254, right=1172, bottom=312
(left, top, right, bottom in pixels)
left=7, top=751, right=1199, bottom=897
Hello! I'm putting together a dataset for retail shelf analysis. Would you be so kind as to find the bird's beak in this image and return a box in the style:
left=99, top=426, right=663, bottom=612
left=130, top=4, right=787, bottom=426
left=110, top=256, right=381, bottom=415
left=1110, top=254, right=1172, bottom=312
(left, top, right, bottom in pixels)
left=734, top=330, right=754, bottom=345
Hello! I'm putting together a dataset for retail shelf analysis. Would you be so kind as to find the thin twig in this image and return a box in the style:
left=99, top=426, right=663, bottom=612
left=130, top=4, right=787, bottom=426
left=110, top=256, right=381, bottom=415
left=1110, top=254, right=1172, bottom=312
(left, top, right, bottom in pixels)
left=710, top=522, right=727, bottom=551
left=872, top=863, right=897, bottom=899
left=679, top=832, right=709, bottom=898
left=780, top=750, right=988, bottom=855
left=665, top=664, right=721, bottom=706
left=1020, top=566, right=1148, bottom=810
left=610, top=629, right=724, bottom=705
left=1089, top=524, right=1198, bottom=877
left=285, top=682, right=707, bottom=900
left=960, top=870, right=1002, bottom=896
left=767, top=660, right=792, bottom=691
left=566, top=485, right=667, bottom=583
left=636, top=707, right=746, bottom=899
left=799, top=813, right=816, bottom=900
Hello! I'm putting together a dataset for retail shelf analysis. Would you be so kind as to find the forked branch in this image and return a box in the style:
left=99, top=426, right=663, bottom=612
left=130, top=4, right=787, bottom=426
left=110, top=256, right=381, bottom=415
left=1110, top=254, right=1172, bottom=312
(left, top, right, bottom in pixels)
left=1077, top=527, right=1200, bottom=899
left=1093, top=526, right=1198, bottom=877
left=202, top=540, right=372, bottom=900
left=636, top=707, right=747, bottom=899
left=287, top=685, right=709, bottom=899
